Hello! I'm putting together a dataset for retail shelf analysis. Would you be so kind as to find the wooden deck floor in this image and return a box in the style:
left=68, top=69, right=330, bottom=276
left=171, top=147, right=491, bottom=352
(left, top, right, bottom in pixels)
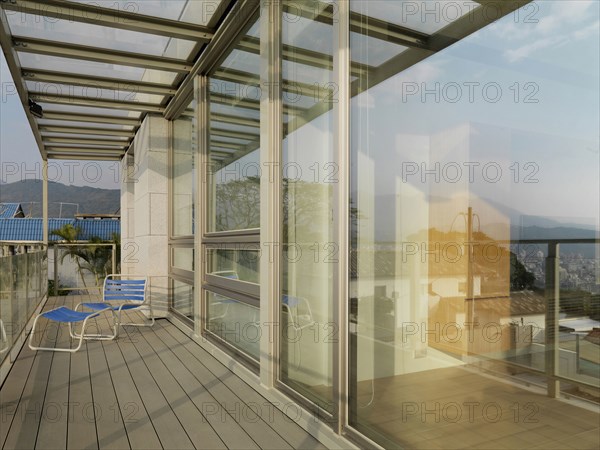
left=0, top=296, right=327, bottom=450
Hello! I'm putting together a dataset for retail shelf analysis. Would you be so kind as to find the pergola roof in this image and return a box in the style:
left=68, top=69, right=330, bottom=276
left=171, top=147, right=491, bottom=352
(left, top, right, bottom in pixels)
left=1, top=0, right=234, bottom=161
left=0, top=0, right=529, bottom=162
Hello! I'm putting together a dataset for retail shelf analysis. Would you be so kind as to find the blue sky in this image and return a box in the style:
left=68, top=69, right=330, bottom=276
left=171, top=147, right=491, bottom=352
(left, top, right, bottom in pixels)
left=351, top=0, right=599, bottom=227
left=1, top=54, right=122, bottom=190
left=1, top=0, right=599, bottom=226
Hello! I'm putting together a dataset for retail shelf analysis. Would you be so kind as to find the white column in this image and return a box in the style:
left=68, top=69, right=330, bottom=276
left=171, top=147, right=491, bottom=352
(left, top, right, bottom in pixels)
left=125, top=114, right=170, bottom=318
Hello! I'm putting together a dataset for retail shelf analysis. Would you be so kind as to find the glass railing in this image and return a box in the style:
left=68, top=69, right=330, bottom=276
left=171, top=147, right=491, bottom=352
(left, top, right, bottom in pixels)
left=503, top=238, right=600, bottom=399
left=52, top=243, right=119, bottom=296
left=0, top=242, right=48, bottom=365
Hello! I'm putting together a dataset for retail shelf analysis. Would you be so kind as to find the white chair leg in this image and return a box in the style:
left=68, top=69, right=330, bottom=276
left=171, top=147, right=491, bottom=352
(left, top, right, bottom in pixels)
left=30, top=309, right=114, bottom=352
left=120, top=303, right=155, bottom=327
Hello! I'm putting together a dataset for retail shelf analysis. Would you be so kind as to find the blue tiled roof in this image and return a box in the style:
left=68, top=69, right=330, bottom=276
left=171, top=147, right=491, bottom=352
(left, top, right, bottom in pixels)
left=76, top=219, right=120, bottom=240
left=0, top=218, right=120, bottom=242
left=0, top=203, right=23, bottom=219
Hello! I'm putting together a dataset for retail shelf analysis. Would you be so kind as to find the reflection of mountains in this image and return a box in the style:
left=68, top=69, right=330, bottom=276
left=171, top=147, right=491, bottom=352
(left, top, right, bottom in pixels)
left=372, top=194, right=598, bottom=257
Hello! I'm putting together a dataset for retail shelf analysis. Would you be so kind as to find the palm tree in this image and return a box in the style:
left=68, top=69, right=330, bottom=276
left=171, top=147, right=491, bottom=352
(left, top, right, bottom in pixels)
left=51, top=224, right=90, bottom=290
left=50, top=224, right=120, bottom=292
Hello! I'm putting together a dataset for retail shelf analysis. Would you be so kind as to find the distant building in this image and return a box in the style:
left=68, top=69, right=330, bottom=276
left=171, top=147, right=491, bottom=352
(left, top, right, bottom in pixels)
left=0, top=203, right=25, bottom=219
left=0, top=217, right=120, bottom=243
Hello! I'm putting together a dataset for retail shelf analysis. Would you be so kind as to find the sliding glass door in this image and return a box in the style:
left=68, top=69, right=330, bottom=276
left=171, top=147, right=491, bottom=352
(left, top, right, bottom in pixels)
left=348, top=1, right=600, bottom=448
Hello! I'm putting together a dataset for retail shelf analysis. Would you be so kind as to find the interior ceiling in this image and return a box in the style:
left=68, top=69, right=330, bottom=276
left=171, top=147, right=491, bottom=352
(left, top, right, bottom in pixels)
left=0, top=0, right=530, bottom=163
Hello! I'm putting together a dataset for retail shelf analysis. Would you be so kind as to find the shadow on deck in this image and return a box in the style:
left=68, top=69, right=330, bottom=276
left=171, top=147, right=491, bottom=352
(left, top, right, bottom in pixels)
left=0, top=296, right=327, bottom=450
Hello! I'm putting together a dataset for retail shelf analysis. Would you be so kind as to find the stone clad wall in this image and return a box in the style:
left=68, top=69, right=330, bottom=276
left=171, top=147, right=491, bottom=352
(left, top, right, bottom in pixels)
left=121, top=114, right=170, bottom=317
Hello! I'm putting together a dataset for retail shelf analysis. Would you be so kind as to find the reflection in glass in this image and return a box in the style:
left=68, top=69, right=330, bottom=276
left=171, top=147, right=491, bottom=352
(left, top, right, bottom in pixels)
left=172, top=248, right=194, bottom=272
left=349, top=1, right=600, bottom=448
left=208, top=21, right=261, bottom=233
left=206, top=291, right=259, bottom=360
left=172, top=279, right=194, bottom=320
left=172, top=101, right=196, bottom=237
left=280, top=3, right=335, bottom=413
left=207, top=249, right=259, bottom=285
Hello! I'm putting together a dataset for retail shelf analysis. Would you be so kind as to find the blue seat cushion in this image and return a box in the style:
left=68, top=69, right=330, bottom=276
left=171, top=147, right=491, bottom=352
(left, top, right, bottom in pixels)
left=82, top=302, right=141, bottom=311
left=41, top=306, right=98, bottom=323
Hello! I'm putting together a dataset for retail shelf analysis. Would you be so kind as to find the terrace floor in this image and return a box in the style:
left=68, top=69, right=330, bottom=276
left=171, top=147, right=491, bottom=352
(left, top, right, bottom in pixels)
left=0, top=296, right=327, bottom=450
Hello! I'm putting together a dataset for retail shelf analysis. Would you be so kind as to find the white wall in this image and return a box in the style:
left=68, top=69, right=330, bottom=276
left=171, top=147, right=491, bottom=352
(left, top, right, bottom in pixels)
left=121, top=115, right=170, bottom=318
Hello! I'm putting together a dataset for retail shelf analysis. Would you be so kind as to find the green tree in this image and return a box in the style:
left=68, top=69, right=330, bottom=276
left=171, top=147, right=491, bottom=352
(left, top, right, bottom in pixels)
left=510, top=252, right=536, bottom=291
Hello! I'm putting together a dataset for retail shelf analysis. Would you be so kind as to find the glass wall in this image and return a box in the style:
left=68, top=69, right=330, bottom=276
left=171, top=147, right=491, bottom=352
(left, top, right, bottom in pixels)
left=204, top=15, right=261, bottom=365
left=169, top=99, right=196, bottom=322
left=207, top=21, right=261, bottom=233
left=280, top=2, right=336, bottom=413
left=172, top=101, right=196, bottom=238
left=348, top=1, right=600, bottom=448
left=173, top=1, right=599, bottom=448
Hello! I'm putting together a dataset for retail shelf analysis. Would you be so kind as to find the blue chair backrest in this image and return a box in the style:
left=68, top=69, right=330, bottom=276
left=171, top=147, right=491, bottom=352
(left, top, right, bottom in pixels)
left=104, top=278, right=146, bottom=302
left=282, top=294, right=301, bottom=307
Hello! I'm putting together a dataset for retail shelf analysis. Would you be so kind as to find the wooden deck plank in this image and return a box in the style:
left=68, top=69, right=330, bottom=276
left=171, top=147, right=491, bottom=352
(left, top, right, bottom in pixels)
left=87, top=338, right=130, bottom=450
left=99, top=323, right=162, bottom=450
left=1, top=296, right=61, bottom=447
left=115, top=328, right=195, bottom=449
left=2, top=297, right=329, bottom=450
left=160, top=321, right=328, bottom=450
left=152, top=321, right=294, bottom=450
left=130, top=321, right=259, bottom=450
left=3, top=299, right=58, bottom=450
left=35, top=296, right=71, bottom=450
left=119, top=325, right=227, bottom=449
left=0, top=318, right=45, bottom=448
left=67, top=344, right=98, bottom=449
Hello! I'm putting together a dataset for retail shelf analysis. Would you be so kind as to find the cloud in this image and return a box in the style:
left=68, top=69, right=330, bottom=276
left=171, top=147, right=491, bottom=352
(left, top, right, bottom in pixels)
left=504, top=35, right=568, bottom=63
left=499, top=1, right=599, bottom=63
left=490, top=0, right=597, bottom=44
left=574, top=20, right=600, bottom=40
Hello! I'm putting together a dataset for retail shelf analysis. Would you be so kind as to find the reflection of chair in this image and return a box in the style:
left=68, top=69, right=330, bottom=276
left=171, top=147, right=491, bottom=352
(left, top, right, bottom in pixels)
left=282, top=294, right=314, bottom=330
left=29, top=306, right=116, bottom=353
left=77, top=275, right=152, bottom=338
left=209, top=271, right=238, bottom=321
left=212, top=270, right=239, bottom=280
left=0, top=319, right=9, bottom=354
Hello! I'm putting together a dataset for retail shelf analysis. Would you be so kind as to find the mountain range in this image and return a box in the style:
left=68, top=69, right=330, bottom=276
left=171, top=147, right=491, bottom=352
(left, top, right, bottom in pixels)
left=0, top=180, right=120, bottom=218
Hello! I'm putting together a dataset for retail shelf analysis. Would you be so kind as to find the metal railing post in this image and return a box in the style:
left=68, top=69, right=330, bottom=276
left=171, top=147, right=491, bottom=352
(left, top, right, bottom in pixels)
left=54, top=244, right=58, bottom=298
left=545, top=242, right=560, bottom=398
left=112, top=243, right=117, bottom=275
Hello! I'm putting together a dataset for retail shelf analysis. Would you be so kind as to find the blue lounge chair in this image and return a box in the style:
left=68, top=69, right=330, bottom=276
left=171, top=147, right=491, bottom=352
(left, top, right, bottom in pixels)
left=29, top=305, right=115, bottom=353
left=76, top=275, right=152, bottom=338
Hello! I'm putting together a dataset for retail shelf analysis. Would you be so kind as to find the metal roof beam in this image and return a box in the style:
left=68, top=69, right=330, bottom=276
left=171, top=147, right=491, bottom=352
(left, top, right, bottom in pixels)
left=0, top=9, right=46, bottom=158
left=211, top=128, right=259, bottom=141
left=42, top=137, right=130, bottom=147
left=236, top=36, right=373, bottom=78
left=48, top=154, right=123, bottom=161
left=0, top=0, right=214, bottom=41
left=212, top=67, right=332, bottom=98
left=283, top=1, right=432, bottom=50
left=163, top=0, right=260, bottom=120
left=210, top=92, right=306, bottom=115
left=12, top=36, right=192, bottom=72
left=46, top=146, right=125, bottom=156
left=210, top=113, right=259, bottom=128
left=209, top=140, right=245, bottom=151
left=41, top=110, right=140, bottom=126
left=29, top=91, right=165, bottom=113
left=38, top=125, right=135, bottom=137
left=22, top=68, right=177, bottom=96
